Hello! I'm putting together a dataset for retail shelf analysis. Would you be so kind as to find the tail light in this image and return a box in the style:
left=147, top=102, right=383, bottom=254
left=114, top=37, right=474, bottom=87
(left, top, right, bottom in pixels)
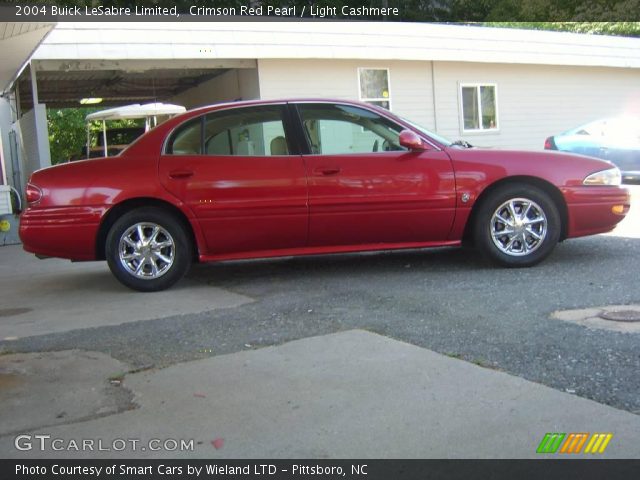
left=544, top=136, right=557, bottom=150
left=25, top=183, right=43, bottom=205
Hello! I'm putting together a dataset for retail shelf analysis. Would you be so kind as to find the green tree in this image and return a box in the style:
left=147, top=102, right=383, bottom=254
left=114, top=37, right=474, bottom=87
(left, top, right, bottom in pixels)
left=449, top=0, right=640, bottom=24
left=47, top=107, right=142, bottom=164
left=483, top=21, right=640, bottom=37
left=47, top=108, right=94, bottom=165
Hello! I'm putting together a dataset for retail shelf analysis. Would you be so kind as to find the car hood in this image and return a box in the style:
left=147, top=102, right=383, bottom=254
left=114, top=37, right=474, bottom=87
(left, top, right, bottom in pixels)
left=444, top=146, right=618, bottom=188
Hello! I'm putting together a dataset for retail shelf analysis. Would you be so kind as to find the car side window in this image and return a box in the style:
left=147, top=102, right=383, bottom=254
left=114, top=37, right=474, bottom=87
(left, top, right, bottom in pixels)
left=166, top=106, right=290, bottom=156
left=296, top=104, right=405, bottom=155
left=204, top=106, right=289, bottom=156
left=166, top=118, right=202, bottom=155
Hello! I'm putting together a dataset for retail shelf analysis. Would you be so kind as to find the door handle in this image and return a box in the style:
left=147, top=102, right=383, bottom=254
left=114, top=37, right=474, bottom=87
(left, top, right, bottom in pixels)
left=313, top=167, right=341, bottom=176
left=169, top=169, right=194, bottom=179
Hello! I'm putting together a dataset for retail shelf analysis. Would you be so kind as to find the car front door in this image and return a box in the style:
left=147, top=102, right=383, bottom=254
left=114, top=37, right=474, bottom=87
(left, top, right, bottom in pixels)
left=159, top=104, right=308, bottom=257
left=294, top=102, right=456, bottom=247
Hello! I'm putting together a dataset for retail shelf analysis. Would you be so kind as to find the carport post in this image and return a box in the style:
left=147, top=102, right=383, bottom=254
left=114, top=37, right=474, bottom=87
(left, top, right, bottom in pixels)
left=86, top=124, right=90, bottom=160
left=29, top=63, right=38, bottom=105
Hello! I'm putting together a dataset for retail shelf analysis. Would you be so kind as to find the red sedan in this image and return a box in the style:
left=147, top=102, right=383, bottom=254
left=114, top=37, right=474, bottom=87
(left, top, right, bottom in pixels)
left=20, top=99, right=630, bottom=291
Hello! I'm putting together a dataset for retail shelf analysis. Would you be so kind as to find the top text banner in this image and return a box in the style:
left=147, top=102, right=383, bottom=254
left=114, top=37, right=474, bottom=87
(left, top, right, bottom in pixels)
left=1, top=1, right=638, bottom=22
left=1, top=3, right=401, bottom=21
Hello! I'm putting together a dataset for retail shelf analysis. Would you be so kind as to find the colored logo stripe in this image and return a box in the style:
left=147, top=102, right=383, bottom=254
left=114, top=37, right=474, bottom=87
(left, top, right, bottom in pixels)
left=559, top=433, right=589, bottom=454
left=537, top=433, right=565, bottom=453
left=584, top=433, right=613, bottom=454
left=537, top=433, right=613, bottom=454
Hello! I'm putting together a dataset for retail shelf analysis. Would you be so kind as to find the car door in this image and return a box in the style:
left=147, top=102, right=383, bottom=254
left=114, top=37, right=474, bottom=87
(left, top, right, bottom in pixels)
left=293, top=102, right=456, bottom=247
left=159, top=104, right=308, bottom=256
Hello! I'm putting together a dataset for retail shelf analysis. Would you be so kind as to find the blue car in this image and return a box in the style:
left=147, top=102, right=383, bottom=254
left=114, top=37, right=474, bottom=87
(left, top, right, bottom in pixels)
left=545, top=117, right=640, bottom=183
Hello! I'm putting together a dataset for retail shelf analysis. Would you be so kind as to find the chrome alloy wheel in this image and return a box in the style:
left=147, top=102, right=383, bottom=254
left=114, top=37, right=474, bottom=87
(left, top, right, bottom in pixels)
left=118, top=223, right=175, bottom=280
left=490, top=198, right=548, bottom=256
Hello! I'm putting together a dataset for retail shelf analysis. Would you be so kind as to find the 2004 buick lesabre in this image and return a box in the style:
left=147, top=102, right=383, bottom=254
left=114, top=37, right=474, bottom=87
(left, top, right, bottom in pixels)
left=20, top=99, right=630, bottom=291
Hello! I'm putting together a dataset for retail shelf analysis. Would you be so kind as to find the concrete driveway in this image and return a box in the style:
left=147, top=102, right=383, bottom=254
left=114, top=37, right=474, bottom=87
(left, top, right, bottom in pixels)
left=0, top=186, right=638, bottom=458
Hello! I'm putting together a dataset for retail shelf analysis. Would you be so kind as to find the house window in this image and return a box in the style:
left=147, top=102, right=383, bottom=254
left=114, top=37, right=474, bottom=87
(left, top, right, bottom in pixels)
left=358, top=68, right=391, bottom=110
left=460, top=84, right=498, bottom=132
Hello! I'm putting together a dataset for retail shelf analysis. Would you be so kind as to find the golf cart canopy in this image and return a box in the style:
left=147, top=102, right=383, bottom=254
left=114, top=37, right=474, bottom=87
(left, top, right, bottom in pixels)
left=83, top=103, right=186, bottom=159
left=85, top=102, right=186, bottom=122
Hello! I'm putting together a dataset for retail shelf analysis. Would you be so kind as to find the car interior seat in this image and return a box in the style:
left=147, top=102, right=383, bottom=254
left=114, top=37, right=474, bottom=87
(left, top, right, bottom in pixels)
left=270, top=136, right=289, bottom=155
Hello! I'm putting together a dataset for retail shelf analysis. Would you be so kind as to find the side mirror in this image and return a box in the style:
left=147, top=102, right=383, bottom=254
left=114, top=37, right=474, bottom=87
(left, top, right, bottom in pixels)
left=399, top=130, right=428, bottom=151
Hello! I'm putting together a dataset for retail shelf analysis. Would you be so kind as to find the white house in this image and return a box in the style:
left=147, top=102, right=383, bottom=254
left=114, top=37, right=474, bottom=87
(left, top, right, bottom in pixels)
left=2, top=21, right=640, bottom=213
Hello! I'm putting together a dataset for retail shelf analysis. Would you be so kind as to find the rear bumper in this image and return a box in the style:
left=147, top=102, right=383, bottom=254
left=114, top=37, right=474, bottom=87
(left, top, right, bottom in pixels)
left=19, top=206, right=105, bottom=260
left=563, top=185, right=630, bottom=238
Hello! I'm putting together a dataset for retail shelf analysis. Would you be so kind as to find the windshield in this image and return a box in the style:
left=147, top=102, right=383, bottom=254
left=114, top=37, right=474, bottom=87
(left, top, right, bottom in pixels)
left=397, top=116, right=453, bottom=147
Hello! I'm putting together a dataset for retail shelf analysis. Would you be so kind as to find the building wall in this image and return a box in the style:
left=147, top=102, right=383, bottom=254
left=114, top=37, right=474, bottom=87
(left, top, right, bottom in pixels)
left=258, top=58, right=640, bottom=151
left=170, top=68, right=260, bottom=109
left=432, top=62, right=640, bottom=150
left=15, top=105, right=51, bottom=192
left=257, top=59, right=436, bottom=130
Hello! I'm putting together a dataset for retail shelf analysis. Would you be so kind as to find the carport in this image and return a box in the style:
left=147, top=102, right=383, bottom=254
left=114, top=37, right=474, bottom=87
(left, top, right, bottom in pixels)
left=15, top=58, right=258, bottom=111
left=8, top=57, right=258, bottom=191
left=2, top=23, right=261, bottom=210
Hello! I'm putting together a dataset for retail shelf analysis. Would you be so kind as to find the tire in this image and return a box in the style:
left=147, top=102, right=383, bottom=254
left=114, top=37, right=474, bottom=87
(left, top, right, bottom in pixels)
left=105, top=207, right=193, bottom=291
left=473, top=183, right=561, bottom=267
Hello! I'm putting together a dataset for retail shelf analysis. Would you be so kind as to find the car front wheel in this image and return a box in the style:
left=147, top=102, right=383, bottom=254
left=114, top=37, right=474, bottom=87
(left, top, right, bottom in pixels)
left=473, top=184, right=561, bottom=267
left=105, top=207, right=192, bottom=291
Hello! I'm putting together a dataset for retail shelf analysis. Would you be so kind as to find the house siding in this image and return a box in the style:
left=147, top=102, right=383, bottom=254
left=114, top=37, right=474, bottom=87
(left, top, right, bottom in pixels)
left=257, top=59, right=436, bottom=131
left=259, top=58, right=640, bottom=151
left=433, top=62, right=640, bottom=150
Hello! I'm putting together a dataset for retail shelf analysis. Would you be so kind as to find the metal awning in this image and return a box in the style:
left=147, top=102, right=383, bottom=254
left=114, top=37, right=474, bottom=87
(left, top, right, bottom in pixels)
left=0, top=22, right=55, bottom=94
left=15, top=65, right=244, bottom=110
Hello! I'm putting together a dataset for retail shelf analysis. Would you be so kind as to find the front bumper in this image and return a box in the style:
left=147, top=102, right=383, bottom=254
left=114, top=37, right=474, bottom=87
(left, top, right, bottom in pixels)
left=563, top=185, right=630, bottom=238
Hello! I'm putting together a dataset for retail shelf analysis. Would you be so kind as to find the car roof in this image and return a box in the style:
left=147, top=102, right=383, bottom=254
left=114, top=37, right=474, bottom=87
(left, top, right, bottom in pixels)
left=185, top=98, right=387, bottom=115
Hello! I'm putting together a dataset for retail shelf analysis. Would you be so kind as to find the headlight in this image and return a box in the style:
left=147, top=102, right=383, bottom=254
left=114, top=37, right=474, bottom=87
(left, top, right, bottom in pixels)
left=583, top=167, right=622, bottom=186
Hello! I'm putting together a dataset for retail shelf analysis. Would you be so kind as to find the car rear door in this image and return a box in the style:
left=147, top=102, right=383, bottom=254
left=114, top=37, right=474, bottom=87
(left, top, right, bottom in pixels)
left=293, top=102, right=456, bottom=247
left=159, top=104, right=308, bottom=256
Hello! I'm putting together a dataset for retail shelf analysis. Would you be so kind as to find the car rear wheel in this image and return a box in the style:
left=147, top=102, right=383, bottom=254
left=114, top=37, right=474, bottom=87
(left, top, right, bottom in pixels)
left=106, top=207, right=192, bottom=291
left=473, top=184, right=561, bottom=267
